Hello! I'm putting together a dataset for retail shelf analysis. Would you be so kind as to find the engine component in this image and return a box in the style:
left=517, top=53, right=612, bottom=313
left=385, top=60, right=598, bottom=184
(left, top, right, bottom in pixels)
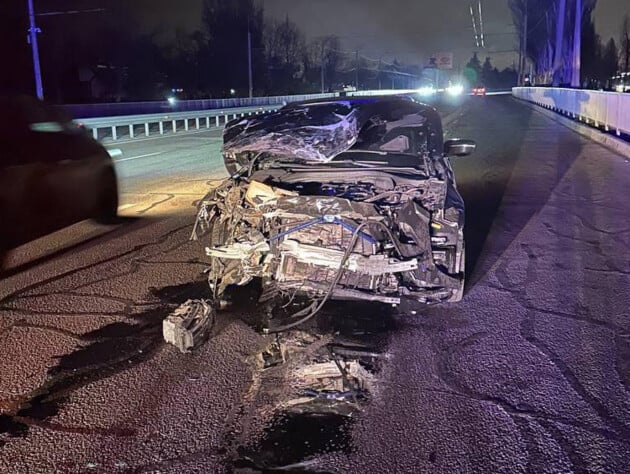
left=163, top=299, right=215, bottom=353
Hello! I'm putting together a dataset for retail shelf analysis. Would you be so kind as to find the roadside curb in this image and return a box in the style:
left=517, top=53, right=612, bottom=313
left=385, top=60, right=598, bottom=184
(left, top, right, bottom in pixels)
left=515, top=98, right=630, bottom=162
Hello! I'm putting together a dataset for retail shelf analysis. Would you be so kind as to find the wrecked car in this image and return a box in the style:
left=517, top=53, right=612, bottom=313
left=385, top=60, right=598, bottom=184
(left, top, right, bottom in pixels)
left=191, top=96, right=475, bottom=332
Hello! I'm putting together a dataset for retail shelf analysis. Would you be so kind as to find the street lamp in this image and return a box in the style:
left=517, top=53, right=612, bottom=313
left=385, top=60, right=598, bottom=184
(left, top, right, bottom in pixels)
left=26, top=2, right=106, bottom=101
left=27, top=0, right=44, bottom=99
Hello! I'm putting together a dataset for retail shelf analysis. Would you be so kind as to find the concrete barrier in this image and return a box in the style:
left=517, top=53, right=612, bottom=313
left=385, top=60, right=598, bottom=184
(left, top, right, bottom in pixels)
left=513, top=87, right=630, bottom=137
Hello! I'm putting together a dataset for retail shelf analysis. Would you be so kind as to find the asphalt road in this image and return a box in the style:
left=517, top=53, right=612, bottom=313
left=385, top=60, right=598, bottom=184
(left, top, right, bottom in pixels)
left=1, top=96, right=629, bottom=473
left=105, top=128, right=228, bottom=216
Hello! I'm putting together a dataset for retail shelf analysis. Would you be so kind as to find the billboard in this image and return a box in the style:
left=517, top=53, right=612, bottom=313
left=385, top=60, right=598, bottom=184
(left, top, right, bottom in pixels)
left=428, top=52, right=454, bottom=70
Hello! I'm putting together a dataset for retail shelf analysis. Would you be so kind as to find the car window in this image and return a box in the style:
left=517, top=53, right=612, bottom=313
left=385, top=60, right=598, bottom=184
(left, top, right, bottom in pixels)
left=0, top=96, right=77, bottom=137
left=0, top=96, right=88, bottom=167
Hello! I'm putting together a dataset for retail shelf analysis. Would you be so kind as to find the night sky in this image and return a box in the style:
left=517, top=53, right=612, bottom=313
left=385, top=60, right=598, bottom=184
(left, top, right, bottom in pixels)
left=133, top=0, right=630, bottom=70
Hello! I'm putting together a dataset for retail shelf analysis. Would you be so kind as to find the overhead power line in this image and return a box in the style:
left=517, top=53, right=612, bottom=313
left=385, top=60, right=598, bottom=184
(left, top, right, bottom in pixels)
left=470, top=4, right=480, bottom=47
left=37, top=8, right=105, bottom=17
left=478, top=1, right=485, bottom=47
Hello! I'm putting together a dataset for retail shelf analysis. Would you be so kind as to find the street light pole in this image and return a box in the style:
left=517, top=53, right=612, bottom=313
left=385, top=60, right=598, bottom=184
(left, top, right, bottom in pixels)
left=522, top=0, right=528, bottom=85
left=320, top=41, right=325, bottom=93
left=355, top=49, right=359, bottom=89
left=247, top=25, right=253, bottom=98
left=570, top=0, right=582, bottom=87
left=247, top=27, right=254, bottom=99
left=27, top=0, right=44, bottom=99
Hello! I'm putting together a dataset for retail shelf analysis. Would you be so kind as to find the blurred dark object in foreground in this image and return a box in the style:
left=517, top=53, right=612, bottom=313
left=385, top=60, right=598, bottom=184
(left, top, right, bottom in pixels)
left=0, top=95, right=118, bottom=265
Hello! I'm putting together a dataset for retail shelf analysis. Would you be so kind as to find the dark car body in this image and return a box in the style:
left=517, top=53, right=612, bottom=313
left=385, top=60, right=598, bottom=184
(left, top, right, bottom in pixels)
left=0, top=96, right=118, bottom=262
left=192, top=96, right=472, bottom=329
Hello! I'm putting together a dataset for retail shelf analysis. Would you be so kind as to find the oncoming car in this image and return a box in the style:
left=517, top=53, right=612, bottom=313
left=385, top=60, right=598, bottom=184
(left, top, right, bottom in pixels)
left=192, top=96, right=475, bottom=332
left=0, top=96, right=118, bottom=265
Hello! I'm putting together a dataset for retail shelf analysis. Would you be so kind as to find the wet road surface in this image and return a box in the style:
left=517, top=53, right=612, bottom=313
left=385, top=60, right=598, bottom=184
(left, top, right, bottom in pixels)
left=1, top=96, right=629, bottom=473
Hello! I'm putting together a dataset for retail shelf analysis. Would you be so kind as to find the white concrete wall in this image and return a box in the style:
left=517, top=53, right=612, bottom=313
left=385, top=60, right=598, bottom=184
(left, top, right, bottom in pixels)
left=513, top=87, right=630, bottom=137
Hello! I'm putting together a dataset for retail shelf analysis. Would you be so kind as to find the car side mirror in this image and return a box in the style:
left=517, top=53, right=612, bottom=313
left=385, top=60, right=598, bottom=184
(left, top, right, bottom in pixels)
left=444, top=139, right=476, bottom=157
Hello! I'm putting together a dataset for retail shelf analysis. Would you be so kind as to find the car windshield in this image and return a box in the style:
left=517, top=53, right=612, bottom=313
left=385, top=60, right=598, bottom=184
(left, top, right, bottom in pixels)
left=223, top=97, right=433, bottom=167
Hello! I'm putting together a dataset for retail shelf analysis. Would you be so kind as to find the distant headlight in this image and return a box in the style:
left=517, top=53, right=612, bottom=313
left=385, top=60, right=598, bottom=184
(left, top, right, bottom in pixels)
left=417, top=86, right=436, bottom=96
left=446, top=85, right=464, bottom=96
left=167, top=96, right=177, bottom=105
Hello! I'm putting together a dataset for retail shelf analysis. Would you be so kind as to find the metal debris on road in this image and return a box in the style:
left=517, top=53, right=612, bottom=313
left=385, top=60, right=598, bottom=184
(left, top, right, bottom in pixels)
left=162, top=299, right=215, bottom=353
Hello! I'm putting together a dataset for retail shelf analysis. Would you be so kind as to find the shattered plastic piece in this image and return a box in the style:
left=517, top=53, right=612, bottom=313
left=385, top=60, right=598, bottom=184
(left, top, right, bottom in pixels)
left=245, top=180, right=295, bottom=207
left=303, top=388, right=365, bottom=401
left=163, top=299, right=215, bottom=353
left=261, top=340, right=287, bottom=368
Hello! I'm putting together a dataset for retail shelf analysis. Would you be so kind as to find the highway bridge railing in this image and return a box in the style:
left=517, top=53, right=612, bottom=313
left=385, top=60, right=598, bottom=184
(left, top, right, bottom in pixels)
left=64, top=92, right=340, bottom=118
left=77, top=105, right=281, bottom=141
left=73, top=89, right=420, bottom=142
left=513, top=87, right=630, bottom=137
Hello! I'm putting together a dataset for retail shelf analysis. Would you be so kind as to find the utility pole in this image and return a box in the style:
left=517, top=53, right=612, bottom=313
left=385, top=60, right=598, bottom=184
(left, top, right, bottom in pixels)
left=27, top=0, right=44, bottom=99
left=247, top=21, right=253, bottom=98
left=320, top=41, right=325, bottom=93
left=520, top=0, right=528, bottom=86
left=355, top=50, right=359, bottom=89
left=553, top=0, right=567, bottom=87
left=570, top=0, right=582, bottom=87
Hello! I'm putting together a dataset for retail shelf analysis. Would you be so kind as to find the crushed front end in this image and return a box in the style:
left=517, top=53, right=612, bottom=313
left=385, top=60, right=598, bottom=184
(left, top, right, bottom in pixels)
left=192, top=97, right=466, bottom=331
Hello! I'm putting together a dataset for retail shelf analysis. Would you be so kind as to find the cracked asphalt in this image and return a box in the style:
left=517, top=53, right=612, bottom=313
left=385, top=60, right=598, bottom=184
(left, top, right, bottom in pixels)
left=1, top=96, right=629, bottom=473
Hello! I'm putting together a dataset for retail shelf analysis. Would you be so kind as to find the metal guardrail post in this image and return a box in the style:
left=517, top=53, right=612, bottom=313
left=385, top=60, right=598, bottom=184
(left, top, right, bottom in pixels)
left=159, top=121, right=164, bottom=135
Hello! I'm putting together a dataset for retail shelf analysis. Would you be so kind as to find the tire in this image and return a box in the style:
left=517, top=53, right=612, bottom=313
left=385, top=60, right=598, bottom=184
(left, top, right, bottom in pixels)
left=0, top=239, right=6, bottom=272
left=448, top=244, right=466, bottom=303
left=0, top=204, right=7, bottom=270
left=93, top=165, right=119, bottom=225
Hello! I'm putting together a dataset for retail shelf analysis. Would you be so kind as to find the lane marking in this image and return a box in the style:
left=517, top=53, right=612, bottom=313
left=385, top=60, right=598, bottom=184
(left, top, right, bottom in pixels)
left=114, top=152, right=163, bottom=163
left=118, top=203, right=136, bottom=211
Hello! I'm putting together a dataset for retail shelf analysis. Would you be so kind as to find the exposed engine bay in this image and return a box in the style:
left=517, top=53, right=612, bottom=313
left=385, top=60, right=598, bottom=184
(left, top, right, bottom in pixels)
left=191, top=96, right=467, bottom=333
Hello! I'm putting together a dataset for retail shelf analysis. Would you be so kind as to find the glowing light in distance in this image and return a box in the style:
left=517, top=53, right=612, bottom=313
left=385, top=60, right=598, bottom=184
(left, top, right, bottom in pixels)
left=447, top=85, right=464, bottom=96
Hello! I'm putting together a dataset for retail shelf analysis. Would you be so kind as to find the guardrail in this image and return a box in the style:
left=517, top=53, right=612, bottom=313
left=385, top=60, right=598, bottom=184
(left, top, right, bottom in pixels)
left=64, top=92, right=340, bottom=118
left=75, top=89, right=424, bottom=141
left=513, top=87, right=630, bottom=136
left=78, top=105, right=280, bottom=141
